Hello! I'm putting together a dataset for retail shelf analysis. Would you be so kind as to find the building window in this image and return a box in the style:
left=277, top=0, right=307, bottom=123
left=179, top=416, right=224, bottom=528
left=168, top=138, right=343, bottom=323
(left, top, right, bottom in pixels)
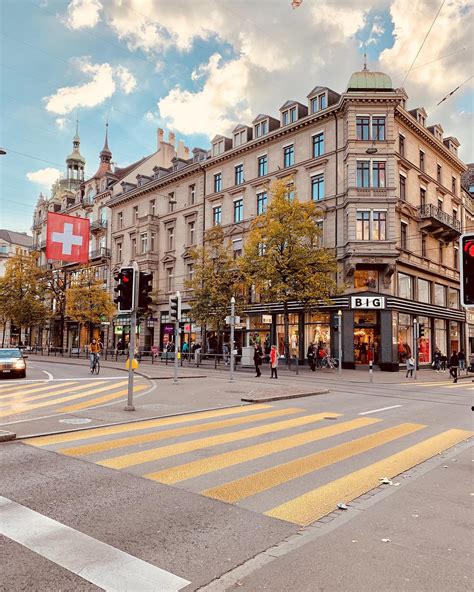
left=189, top=184, right=195, bottom=205
left=453, top=208, right=458, bottom=221
left=150, top=232, right=156, bottom=252
left=234, top=199, right=243, bottom=223
left=356, top=116, right=370, bottom=140
left=398, top=273, right=413, bottom=299
left=401, top=221, right=408, bottom=250
left=166, top=267, right=173, bottom=292
left=133, top=206, right=139, bottom=222
left=354, top=270, right=379, bottom=291
left=131, top=236, right=137, bottom=257
left=213, top=205, right=222, bottom=226
left=438, top=197, right=443, bottom=211
left=234, top=130, right=245, bottom=146
left=451, top=176, right=456, bottom=194
left=400, top=175, right=406, bottom=201
left=420, top=188, right=426, bottom=206
left=439, top=242, right=444, bottom=264
left=150, top=199, right=156, bottom=216
left=168, top=192, right=175, bottom=213
left=448, top=287, right=459, bottom=309
left=434, top=283, right=446, bottom=306
left=421, top=234, right=427, bottom=257
left=311, top=174, right=325, bottom=201
left=187, top=263, right=194, bottom=282
left=213, top=140, right=224, bottom=156
left=290, top=106, right=297, bottom=122
left=214, top=172, right=222, bottom=193
left=118, top=212, right=123, bottom=229
left=258, top=155, right=268, bottom=177
left=312, top=133, right=324, bottom=158
left=372, top=211, right=386, bottom=240
left=257, top=191, right=267, bottom=215
left=140, top=233, right=148, bottom=253
left=283, top=145, right=294, bottom=168
left=454, top=245, right=459, bottom=270
left=419, top=151, right=425, bottom=171
left=356, top=161, right=370, bottom=187
left=437, top=165, right=442, bottom=184
left=417, top=278, right=431, bottom=303
left=116, top=242, right=122, bottom=262
left=188, top=221, right=195, bottom=245
left=282, top=110, right=289, bottom=126
left=255, top=120, right=268, bottom=137
left=167, top=226, right=174, bottom=251
left=310, top=97, right=318, bottom=114
left=234, top=164, right=244, bottom=185
left=372, top=117, right=386, bottom=141
left=372, top=161, right=386, bottom=188
left=315, top=220, right=323, bottom=247
left=356, top=211, right=370, bottom=240
left=286, top=181, right=295, bottom=202
left=319, top=94, right=326, bottom=110
left=399, top=135, right=405, bottom=157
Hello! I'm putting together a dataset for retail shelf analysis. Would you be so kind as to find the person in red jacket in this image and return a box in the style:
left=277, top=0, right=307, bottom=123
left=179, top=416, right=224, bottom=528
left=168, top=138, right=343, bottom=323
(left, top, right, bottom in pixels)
left=270, top=345, right=278, bottom=379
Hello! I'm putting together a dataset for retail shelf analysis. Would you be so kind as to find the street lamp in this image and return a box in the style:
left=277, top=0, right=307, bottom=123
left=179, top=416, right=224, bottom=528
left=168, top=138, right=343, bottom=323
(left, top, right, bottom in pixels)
left=337, top=309, right=342, bottom=375
left=230, top=296, right=236, bottom=383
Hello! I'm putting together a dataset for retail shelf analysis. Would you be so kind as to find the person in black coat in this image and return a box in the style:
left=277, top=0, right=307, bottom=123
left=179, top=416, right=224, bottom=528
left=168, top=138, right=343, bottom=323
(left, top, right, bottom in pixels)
left=449, top=351, right=459, bottom=383
left=253, top=344, right=263, bottom=377
left=307, top=343, right=316, bottom=372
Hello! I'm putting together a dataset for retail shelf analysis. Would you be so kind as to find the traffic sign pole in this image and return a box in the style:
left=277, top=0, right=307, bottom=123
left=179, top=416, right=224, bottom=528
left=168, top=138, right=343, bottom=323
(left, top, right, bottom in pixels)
left=124, top=261, right=139, bottom=411
left=229, top=296, right=235, bottom=383
left=173, top=291, right=180, bottom=384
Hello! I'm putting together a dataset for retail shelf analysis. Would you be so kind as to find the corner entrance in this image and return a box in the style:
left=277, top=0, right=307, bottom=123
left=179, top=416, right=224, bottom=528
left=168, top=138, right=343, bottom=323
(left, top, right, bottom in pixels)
left=353, top=311, right=379, bottom=364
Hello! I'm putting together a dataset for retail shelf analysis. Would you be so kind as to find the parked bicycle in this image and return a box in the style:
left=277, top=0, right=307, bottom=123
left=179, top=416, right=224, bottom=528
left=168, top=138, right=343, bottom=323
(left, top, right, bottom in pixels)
left=320, top=355, right=339, bottom=369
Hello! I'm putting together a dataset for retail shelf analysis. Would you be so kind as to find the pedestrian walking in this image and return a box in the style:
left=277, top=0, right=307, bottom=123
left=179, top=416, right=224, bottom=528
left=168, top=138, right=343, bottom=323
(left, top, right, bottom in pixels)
left=253, top=344, right=263, bottom=377
left=449, top=351, right=459, bottom=383
left=270, top=345, right=278, bottom=379
left=440, top=353, right=447, bottom=372
left=432, top=348, right=441, bottom=372
left=458, top=349, right=466, bottom=374
left=222, top=342, right=229, bottom=366
left=182, top=341, right=189, bottom=361
left=307, top=342, right=316, bottom=372
left=406, top=355, right=415, bottom=378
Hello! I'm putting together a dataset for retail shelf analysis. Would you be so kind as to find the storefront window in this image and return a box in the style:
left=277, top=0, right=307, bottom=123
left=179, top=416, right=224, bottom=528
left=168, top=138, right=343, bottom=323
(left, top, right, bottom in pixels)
left=417, top=316, right=431, bottom=364
left=417, top=279, right=431, bottom=303
left=434, top=319, right=447, bottom=355
left=434, top=284, right=446, bottom=306
left=448, top=288, right=459, bottom=309
left=449, top=321, right=460, bottom=353
left=305, top=312, right=330, bottom=352
left=354, top=311, right=379, bottom=364
left=354, top=270, right=379, bottom=292
left=247, top=316, right=271, bottom=354
left=398, top=273, right=413, bottom=300
left=276, top=313, right=299, bottom=357
left=397, top=313, right=412, bottom=363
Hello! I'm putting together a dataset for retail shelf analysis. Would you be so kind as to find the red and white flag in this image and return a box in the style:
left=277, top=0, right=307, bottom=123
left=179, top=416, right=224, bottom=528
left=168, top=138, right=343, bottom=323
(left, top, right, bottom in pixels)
left=46, top=212, right=90, bottom=263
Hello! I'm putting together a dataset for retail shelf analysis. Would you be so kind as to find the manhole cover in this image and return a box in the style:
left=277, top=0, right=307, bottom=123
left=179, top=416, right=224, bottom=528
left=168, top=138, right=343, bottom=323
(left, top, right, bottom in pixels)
left=59, top=418, right=92, bottom=425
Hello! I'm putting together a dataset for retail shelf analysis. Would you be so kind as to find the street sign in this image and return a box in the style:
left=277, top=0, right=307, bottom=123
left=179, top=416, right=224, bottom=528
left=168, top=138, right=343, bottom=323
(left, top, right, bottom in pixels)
left=262, top=314, right=272, bottom=324
left=225, top=315, right=241, bottom=325
left=351, top=296, right=385, bottom=309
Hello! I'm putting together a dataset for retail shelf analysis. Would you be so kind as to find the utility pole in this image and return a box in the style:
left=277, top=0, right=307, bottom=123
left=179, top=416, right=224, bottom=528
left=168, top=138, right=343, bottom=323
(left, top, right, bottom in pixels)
left=337, top=309, right=342, bottom=376
left=174, top=291, right=180, bottom=384
left=413, top=318, right=418, bottom=381
left=229, top=296, right=236, bottom=383
left=124, top=262, right=139, bottom=411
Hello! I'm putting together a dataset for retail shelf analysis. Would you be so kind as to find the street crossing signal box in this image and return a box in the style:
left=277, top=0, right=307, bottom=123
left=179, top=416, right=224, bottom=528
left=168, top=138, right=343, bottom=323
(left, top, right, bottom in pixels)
left=169, top=293, right=181, bottom=322
left=460, top=233, right=474, bottom=307
left=114, top=267, right=135, bottom=312
left=138, top=271, right=153, bottom=312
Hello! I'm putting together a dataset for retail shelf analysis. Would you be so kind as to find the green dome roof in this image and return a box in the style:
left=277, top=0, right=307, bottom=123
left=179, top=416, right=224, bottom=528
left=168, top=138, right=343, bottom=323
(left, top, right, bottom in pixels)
left=66, top=150, right=86, bottom=164
left=347, top=69, right=393, bottom=91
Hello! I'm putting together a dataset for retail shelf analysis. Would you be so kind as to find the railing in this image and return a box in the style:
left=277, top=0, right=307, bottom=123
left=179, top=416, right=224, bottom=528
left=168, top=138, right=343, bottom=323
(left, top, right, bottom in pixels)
left=28, top=240, right=46, bottom=251
left=417, top=204, right=461, bottom=233
left=90, top=247, right=111, bottom=259
left=90, top=219, right=107, bottom=231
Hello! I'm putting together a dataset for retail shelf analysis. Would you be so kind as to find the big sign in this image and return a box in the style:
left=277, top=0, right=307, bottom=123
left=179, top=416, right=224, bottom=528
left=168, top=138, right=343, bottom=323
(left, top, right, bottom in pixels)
left=46, top=212, right=90, bottom=263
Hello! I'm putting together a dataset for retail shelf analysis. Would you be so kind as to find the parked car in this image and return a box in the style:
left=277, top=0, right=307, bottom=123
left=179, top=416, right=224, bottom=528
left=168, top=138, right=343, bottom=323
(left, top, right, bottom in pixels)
left=0, top=348, right=27, bottom=378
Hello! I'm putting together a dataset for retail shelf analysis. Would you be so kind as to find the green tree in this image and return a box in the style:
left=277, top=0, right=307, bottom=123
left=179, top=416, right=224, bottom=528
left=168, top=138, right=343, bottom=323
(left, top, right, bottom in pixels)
left=65, top=265, right=115, bottom=347
left=184, top=225, right=243, bottom=352
left=0, top=278, right=10, bottom=347
left=1, top=253, right=50, bottom=345
left=240, top=178, right=339, bottom=365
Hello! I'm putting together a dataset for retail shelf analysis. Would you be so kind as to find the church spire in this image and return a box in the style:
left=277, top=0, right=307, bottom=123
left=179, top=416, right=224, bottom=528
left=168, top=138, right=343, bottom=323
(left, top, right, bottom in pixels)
left=100, top=120, right=112, bottom=164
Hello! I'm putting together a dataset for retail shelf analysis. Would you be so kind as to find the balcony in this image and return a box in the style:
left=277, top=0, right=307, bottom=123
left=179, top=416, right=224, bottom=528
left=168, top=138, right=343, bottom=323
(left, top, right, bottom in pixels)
left=90, top=247, right=111, bottom=260
left=417, top=204, right=461, bottom=241
left=29, top=240, right=46, bottom=252
left=90, top=219, right=108, bottom=232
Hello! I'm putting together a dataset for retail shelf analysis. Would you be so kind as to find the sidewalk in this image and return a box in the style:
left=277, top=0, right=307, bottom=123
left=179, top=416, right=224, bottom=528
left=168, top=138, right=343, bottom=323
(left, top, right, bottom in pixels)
left=28, top=353, right=474, bottom=385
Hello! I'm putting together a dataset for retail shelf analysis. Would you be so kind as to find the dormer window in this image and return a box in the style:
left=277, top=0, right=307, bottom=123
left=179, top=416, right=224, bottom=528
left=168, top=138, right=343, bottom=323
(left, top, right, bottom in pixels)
left=417, top=112, right=425, bottom=126
left=234, top=130, right=246, bottom=147
left=282, top=106, right=297, bottom=126
left=255, top=120, right=268, bottom=138
left=212, top=139, right=224, bottom=157
left=310, top=93, right=327, bottom=114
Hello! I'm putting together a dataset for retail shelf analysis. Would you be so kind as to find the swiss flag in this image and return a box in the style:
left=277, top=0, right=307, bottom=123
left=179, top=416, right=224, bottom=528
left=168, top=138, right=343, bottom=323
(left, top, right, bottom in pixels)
left=46, top=212, right=90, bottom=263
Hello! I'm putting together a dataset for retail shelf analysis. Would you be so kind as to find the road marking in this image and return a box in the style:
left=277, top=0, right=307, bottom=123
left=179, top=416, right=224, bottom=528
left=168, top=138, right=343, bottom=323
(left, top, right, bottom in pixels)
left=24, top=404, right=273, bottom=446
left=0, top=380, right=46, bottom=388
left=0, top=496, right=190, bottom=591
left=146, top=417, right=380, bottom=485
left=58, top=385, right=149, bottom=412
left=0, top=381, right=129, bottom=418
left=265, top=428, right=473, bottom=525
left=42, top=370, right=54, bottom=381
left=0, top=382, right=80, bottom=402
left=203, top=423, right=425, bottom=503
left=359, top=405, right=403, bottom=415
left=58, top=408, right=303, bottom=456
left=97, top=412, right=341, bottom=470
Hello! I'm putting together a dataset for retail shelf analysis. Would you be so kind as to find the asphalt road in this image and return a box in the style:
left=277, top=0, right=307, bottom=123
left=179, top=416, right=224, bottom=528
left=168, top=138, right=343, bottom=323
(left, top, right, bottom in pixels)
left=0, top=360, right=473, bottom=591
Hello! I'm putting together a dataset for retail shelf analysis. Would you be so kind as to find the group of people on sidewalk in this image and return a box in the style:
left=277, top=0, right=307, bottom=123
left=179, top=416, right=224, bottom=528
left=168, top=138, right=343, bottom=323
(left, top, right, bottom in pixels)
left=253, top=344, right=278, bottom=378
left=406, top=348, right=471, bottom=383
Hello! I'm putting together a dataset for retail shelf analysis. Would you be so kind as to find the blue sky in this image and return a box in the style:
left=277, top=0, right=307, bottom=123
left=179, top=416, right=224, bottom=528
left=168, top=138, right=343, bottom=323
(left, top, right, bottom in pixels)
left=1, top=0, right=472, bottom=234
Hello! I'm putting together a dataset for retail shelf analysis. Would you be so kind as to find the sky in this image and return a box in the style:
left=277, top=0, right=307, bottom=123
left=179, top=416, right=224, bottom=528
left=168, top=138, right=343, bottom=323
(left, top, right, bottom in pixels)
left=0, top=0, right=473, bottom=234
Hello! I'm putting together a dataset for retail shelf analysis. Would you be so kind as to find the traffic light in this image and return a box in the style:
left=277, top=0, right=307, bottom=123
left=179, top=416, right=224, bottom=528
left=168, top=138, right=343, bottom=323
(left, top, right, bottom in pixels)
left=419, top=324, right=425, bottom=338
left=169, top=292, right=181, bottom=322
left=113, top=266, right=135, bottom=312
left=461, top=233, right=474, bottom=307
left=138, top=271, right=153, bottom=312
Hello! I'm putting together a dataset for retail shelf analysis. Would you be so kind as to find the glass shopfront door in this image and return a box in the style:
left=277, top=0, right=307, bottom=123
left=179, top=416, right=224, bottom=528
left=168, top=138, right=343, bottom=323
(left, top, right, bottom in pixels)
left=353, top=311, right=379, bottom=364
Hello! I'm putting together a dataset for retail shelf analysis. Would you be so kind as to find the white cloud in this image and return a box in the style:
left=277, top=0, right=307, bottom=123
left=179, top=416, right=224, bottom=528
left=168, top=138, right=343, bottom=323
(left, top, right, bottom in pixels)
left=26, top=168, right=61, bottom=188
left=44, top=58, right=137, bottom=115
left=55, top=117, right=67, bottom=130
left=65, top=0, right=102, bottom=29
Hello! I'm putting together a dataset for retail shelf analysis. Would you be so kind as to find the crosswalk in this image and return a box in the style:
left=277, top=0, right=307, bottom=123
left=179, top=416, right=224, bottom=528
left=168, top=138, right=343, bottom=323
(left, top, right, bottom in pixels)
left=25, top=405, right=472, bottom=526
left=403, top=378, right=474, bottom=390
left=0, top=379, right=148, bottom=419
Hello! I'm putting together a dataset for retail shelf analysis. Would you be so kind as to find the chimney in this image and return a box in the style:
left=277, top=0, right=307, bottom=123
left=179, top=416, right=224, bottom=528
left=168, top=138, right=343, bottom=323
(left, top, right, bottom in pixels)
left=177, top=140, right=189, bottom=159
left=184, top=146, right=190, bottom=159
left=168, top=131, right=175, bottom=146
left=157, top=128, right=164, bottom=149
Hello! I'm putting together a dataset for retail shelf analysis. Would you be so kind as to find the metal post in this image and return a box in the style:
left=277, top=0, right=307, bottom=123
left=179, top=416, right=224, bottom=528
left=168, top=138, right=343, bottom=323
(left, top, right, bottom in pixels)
left=369, top=360, right=373, bottom=382
left=337, top=310, right=342, bottom=376
left=229, top=296, right=235, bottom=383
left=124, top=262, right=139, bottom=411
left=173, top=319, right=179, bottom=384
left=413, top=318, right=418, bottom=381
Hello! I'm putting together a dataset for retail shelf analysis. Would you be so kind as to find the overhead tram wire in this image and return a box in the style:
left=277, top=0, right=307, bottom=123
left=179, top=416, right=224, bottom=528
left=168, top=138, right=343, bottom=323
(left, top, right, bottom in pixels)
left=426, top=76, right=474, bottom=115
left=402, top=0, right=446, bottom=86
left=410, top=45, right=473, bottom=70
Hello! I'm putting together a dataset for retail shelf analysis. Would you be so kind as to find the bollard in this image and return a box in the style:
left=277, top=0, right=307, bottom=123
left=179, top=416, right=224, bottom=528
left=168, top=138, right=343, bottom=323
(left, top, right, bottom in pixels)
left=369, top=360, right=373, bottom=383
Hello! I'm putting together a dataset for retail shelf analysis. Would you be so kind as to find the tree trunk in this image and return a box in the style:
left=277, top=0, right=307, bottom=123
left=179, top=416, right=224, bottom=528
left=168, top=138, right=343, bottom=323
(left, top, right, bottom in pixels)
left=283, top=300, right=290, bottom=369
left=1, top=323, right=6, bottom=347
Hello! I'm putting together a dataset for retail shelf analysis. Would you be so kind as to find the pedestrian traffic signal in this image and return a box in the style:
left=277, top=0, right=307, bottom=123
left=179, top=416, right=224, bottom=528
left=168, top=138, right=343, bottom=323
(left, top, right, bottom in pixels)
left=114, top=266, right=135, bottom=312
left=169, top=292, right=181, bottom=322
left=138, top=271, right=153, bottom=312
left=461, top=233, right=474, bottom=307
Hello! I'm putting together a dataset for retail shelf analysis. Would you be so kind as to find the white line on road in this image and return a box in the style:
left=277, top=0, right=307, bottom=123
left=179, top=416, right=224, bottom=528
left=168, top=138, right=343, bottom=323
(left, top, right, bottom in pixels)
left=42, top=370, right=54, bottom=381
left=359, top=404, right=403, bottom=415
left=0, top=496, right=190, bottom=591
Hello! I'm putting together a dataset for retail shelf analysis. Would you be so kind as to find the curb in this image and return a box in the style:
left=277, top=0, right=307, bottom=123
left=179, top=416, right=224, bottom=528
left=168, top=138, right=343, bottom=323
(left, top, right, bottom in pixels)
left=0, top=430, right=16, bottom=442
left=241, top=389, right=329, bottom=403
